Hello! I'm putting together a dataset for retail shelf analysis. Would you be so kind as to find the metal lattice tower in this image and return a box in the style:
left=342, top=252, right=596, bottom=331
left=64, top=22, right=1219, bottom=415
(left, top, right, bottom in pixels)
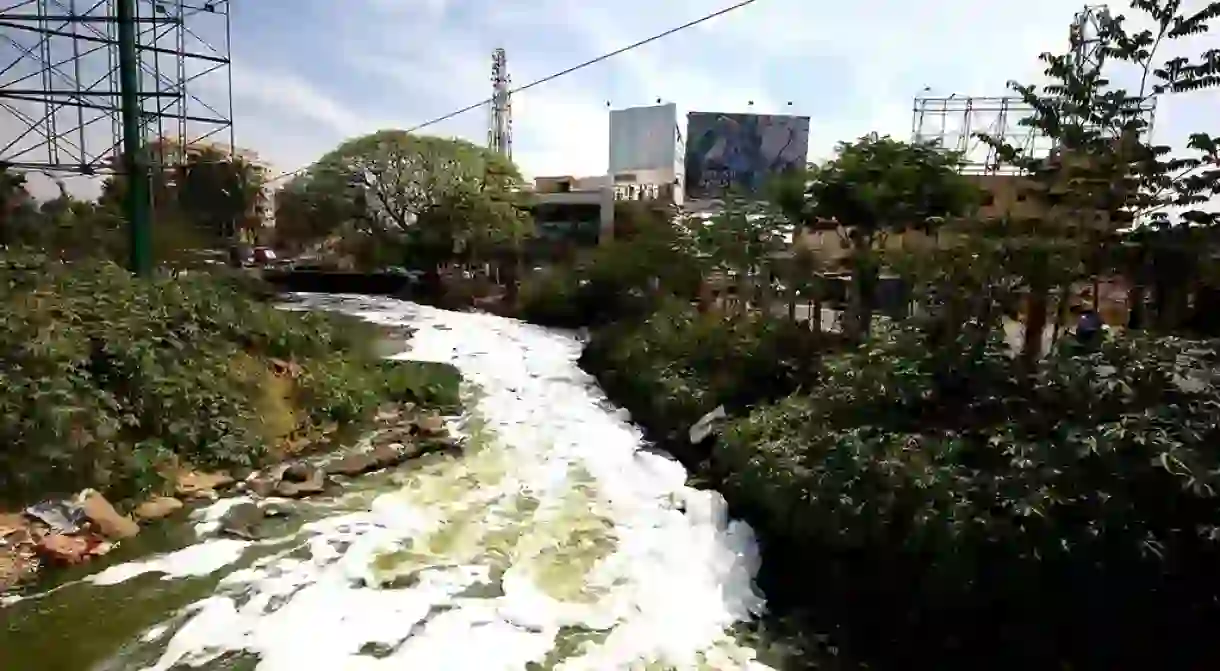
left=0, top=0, right=235, bottom=176
left=487, top=47, right=512, bottom=160
left=910, top=95, right=1051, bottom=174
left=1069, top=5, right=1110, bottom=80
left=911, top=4, right=1157, bottom=174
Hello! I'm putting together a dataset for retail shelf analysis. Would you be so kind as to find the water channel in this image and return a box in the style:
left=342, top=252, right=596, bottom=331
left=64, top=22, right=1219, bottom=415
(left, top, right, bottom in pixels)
left=1, top=294, right=772, bottom=670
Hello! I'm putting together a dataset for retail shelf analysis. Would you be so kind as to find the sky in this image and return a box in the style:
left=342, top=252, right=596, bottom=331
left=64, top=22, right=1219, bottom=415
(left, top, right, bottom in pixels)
left=2, top=0, right=1218, bottom=197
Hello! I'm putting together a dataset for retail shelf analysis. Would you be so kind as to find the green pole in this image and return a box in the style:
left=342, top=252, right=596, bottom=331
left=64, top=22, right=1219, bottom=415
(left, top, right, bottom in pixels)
left=117, top=0, right=151, bottom=275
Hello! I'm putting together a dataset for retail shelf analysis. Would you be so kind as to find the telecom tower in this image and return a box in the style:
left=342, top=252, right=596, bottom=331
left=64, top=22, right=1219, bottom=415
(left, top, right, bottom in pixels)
left=488, top=47, right=512, bottom=159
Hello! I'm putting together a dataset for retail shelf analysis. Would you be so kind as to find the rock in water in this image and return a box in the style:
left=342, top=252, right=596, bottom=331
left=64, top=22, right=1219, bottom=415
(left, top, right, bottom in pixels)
left=412, top=414, right=446, bottom=436
left=134, top=497, right=184, bottom=522
left=324, top=452, right=380, bottom=477
left=274, top=465, right=326, bottom=498
left=218, top=502, right=265, bottom=540
left=78, top=490, right=139, bottom=539
left=281, top=462, right=315, bottom=482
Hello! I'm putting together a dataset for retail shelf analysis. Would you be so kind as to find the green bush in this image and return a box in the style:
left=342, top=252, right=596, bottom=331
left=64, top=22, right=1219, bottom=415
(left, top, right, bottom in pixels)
left=518, top=215, right=702, bottom=329
left=581, top=302, right=842, bottom=462
left=719, top=326, right=1220, bottom=668
left=0, top=254, right=459, bottom=505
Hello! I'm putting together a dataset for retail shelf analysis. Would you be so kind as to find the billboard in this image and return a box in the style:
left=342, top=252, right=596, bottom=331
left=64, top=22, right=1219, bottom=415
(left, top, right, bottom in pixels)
left=609, top=103, right=679, bottom=174
left=684, top=112, right=810, bottom=199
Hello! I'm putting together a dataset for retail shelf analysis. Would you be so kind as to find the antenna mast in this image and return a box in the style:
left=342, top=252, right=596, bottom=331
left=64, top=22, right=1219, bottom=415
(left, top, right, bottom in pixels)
left=488, top=47, right=512, bottom=160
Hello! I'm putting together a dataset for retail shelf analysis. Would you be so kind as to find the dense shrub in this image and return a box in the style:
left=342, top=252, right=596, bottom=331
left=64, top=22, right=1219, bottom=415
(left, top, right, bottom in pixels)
left=719, top=326, right=1220, bottom=669
left=581, top=301, right=843, bottom=463
left=0, top=254, right=458, bottom=505
left=518, top=215, right=701, bottom=329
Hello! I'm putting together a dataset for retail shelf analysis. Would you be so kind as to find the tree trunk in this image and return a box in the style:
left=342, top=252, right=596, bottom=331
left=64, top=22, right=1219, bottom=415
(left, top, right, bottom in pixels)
left=1021, top=279, right=1050, bottom=368
left=1126, top=283, right=1145, bottom=330
left=1050, top=284, right=1071, bottom=346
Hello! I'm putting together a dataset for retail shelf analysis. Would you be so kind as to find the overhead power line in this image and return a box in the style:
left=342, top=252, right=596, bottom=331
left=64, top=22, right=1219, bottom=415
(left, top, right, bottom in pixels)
left=267, top=0, right=762, bottom=184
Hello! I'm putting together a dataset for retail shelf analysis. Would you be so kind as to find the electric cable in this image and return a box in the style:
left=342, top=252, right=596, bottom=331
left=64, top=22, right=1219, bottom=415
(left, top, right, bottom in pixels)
left=266, top=0, right=762, bottom=184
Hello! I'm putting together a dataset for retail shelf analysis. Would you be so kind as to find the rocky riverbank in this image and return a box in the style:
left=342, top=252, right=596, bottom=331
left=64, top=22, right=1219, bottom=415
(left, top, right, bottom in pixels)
left=0, top=403, right=460, bottom=594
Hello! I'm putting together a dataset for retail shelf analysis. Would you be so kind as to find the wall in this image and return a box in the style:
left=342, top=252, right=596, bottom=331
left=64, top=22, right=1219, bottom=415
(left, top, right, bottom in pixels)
left=608, top=103, right=680, bottom=174
left=684, top=112, right=810, bottom=200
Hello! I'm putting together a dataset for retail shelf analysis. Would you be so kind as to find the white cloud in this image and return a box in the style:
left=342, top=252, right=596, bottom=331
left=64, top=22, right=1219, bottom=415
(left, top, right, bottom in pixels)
left=4, top=0, right=1218, bottom=195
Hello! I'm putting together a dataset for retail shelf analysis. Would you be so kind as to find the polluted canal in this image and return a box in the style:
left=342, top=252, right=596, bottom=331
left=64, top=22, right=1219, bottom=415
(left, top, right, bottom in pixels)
left=1, top=294, right=771, bottom=670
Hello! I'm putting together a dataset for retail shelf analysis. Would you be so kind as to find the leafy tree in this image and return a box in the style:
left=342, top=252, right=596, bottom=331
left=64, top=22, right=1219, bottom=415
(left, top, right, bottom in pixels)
left=690, top=194, right=792, bottom=315
left=805, top=134, right=982, bottom=338
left=290, top=130, right=531, bottom=274
left=272, top=171, right=360, bottom=256
left=0, top=165, right=38, bottom=244
left=102, top=138, right=270, bottom=251
left=978, top=0, right=1219, bottom=350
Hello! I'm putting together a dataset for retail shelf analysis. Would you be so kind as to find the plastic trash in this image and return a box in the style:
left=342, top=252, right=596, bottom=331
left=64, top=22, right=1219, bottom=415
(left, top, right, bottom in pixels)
left=689, top=405, right=728, bottom=444
left=23, top=500, right=87, bottom=534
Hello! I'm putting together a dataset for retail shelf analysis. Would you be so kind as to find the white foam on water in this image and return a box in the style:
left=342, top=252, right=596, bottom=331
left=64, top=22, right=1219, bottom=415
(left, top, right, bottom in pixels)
left=190, top=496, right=256, bottom=537
left=105, top=294, right=768, bottom=669
left=88, top=538, right=252, bottom=586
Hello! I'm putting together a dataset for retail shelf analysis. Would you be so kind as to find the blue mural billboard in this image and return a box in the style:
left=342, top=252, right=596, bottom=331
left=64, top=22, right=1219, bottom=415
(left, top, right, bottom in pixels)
left=684, top=112, right=811, bottom=199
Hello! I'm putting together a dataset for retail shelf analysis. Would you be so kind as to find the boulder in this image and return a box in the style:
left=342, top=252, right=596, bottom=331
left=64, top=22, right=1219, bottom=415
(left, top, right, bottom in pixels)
left=324, top=452, right=379, bottom=477
left=133, top=497, right=183, bottom=522
left=35, top=534, right=90, bottom=565
left=259, top=499, right=294, bottom=518
left=78, top=490, right=139, bottom=539
left=244, top=473, right=278, bottom=498
left=281, top=462, right=315, bottom=483
left=370, top=443, right=411, bottom=469
left=417, top=436, right=462, bottom=457
left=275, top=465, right=326, bottom=498
left=176, top=471, right=236, bottom=500
left=218, top=502, right=265, bottom=540
left=412, top=414, right=446, bottom=436
left=375, top=406, right=402, bottom=423
left=374, top=427, right=412, bottom=447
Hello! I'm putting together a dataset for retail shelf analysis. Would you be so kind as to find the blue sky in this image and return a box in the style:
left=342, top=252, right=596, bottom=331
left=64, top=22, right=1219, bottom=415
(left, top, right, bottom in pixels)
left=214, top=0, right=1214, bottom=182
left=1, top=0, right=1215, bottom=197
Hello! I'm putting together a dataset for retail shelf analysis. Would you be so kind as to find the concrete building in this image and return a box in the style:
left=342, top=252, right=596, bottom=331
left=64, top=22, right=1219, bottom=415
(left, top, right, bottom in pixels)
left=522, top=104, right=685, bottom=251
left=525, top=175, right=612, bottom=256
left=793, top=172, right=1084, bottom=266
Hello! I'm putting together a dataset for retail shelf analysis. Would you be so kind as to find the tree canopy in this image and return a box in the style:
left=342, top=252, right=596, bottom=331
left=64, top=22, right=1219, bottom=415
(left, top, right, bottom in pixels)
left=102, top=138, right=270, bottom=247
left=273, top=130, right=532, bottom=269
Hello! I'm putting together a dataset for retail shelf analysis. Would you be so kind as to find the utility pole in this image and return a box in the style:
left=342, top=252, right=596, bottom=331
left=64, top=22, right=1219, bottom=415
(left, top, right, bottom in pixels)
left=117, top=0, right=152, bottom=275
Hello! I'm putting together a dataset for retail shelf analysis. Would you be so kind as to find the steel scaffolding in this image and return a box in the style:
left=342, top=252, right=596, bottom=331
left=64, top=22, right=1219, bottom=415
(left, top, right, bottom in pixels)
left=910, top=5, right=1156, bottom=176
left=910, top=96, right=1052, bottom=175
left=0, top=0, right=234, bottom=175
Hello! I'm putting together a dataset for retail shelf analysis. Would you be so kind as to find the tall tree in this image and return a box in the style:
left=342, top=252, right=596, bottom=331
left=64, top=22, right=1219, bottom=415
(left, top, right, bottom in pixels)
left=805, top=134, right=982, bottom=338
left=978, top=0, right=1219, bottom=353
left=102, top=138, right=270, bottom=249
left=690, top=194, right=792, bottom=315
left=281, top=130, right=532, bottom=273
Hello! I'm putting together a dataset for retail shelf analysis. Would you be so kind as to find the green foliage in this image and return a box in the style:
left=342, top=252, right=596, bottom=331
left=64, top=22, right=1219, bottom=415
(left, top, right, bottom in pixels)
left=0, top=253, right=458, bottom=505
left=274, top=130, right=532, bottom=269
left=805, top=135, right=983, bottom=337
left=718, top=321, right=1220, bottom=666
left=976, top=0, right=1220, bottom=342
left=581, top=302, right=841, bottom=456
left=519, top=206, right=702, bottom=328
left=378, top=360, right=462, bottom=414
left=102, top=138, right=270, bottom=249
